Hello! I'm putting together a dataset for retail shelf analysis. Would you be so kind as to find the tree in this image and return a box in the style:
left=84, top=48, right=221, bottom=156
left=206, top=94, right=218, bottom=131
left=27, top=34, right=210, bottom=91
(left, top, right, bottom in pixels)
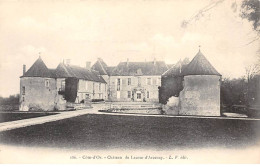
left=245, top=63, right=260, bottom=83
left=240, top=0, right=260, bottom=34
left=240, top=0, right=260, bottom=46
left=221, top=78, right=247, bottom=107
left=244, top=63, right=260, bottom=105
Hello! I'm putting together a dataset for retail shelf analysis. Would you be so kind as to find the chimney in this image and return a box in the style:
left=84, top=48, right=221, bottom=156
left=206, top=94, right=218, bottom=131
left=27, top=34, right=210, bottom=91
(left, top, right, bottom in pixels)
left=153, top=58, right=156, bottom=65
left=65, top=59, right=71, bottom=66
left=23, top=65, right=26, bottom=75
left=86, top=61, right=91, bottom=70
left=126, top=58, right=129, bottom=66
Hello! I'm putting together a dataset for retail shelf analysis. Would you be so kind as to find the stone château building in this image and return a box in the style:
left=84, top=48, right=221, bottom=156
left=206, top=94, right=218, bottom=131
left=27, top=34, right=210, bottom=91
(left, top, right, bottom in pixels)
left=161, top=50, right=221, bottom=116
left=20, top=49, right=221, bottom=116
left=92, top=58, right=168, bottom=102
left=20, top=57, right=106, bottom=111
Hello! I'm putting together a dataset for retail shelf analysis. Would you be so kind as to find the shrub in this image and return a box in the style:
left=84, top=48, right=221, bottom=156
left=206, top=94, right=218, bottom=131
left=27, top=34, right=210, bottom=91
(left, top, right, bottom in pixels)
left=91, top=99, right=104, bottom=102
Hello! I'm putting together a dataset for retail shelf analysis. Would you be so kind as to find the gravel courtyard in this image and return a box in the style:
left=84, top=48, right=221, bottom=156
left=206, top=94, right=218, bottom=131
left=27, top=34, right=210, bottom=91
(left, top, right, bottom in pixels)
left=0, top=114, right=259, bottom=150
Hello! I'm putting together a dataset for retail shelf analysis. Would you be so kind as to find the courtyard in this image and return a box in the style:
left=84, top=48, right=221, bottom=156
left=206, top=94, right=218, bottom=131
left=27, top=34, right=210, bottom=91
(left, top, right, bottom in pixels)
left=0, top=113, right=259, bottom=150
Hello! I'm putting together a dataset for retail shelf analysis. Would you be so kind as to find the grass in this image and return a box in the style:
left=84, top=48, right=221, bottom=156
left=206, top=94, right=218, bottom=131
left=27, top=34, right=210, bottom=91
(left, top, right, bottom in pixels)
left=0, top=113, right=57, bottom=123
left=0, top=114, right=259, bottom=150
left=0, top=104, right=19, bottom=111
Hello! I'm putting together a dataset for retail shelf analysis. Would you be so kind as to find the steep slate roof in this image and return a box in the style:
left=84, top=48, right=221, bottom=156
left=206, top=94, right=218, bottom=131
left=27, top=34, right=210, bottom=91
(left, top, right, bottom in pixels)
left=106, top=66, right=116, bottom=75
left=55, top=63, right=106, bottom=83
left=49, top=69, right=58, bottom=78
left=22, top=57, right=53, bottom=78
left=111, top=61, right=168, bottom=76
left=163, top=59, right=190, bottom=77
left=166, top=64, right=174, bottom=69
left=182, top=51, right=221, bottom=76
left=91, top=58, right=108, bottom=75
left=22, top=57, right=106, bottom=83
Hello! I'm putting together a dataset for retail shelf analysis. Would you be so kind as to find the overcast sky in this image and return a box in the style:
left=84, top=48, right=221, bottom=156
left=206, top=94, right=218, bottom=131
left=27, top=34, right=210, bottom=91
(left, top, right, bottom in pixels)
left=0, top=0, right=259, bottom=97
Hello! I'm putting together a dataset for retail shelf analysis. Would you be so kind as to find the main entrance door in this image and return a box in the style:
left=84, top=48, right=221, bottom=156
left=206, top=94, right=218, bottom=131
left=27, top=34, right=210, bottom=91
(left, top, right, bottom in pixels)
left=136, top=91, right=142, bottom=101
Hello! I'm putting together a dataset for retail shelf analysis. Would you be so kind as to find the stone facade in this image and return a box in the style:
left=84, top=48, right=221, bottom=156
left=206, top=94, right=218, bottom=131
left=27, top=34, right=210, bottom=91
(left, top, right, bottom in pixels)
left=179, top=75, right=221, bottom=116
left=91, top=59, right=167, bottom=102
left=76, top=79, right=107, bottom=103
left=20, top=77, right=66, bottom=111
left=160, top=50, right=221, bottom=116
left=108, top=75, right=161, bottom=102
left=19, top=57, right=107, bottom=111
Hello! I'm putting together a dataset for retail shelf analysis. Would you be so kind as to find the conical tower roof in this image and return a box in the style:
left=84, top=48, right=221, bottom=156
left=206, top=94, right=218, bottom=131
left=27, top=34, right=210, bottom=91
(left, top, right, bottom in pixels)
left=182, top=50, right=221, bottom=76
left=22, top=57, right=52, bottom=77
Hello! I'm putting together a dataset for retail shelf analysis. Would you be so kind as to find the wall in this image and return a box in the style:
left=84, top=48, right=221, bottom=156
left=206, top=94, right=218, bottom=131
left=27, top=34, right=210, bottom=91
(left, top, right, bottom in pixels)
left=19, top=77, right=66, bottom=111
left=109, top=75, right=161, bottom=102
left=77, top=79, right=107, bottom=102
left=179, top=75, right=221, bottom=116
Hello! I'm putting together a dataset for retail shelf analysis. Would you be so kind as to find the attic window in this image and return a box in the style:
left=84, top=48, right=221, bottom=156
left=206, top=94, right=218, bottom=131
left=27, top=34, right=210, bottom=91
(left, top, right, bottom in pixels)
left=45, top=79, right=50, bottom=88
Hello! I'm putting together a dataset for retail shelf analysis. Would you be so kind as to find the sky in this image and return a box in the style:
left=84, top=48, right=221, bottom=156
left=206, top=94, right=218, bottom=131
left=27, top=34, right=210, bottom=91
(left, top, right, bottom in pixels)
left=0, top=0, right=259, bottom=97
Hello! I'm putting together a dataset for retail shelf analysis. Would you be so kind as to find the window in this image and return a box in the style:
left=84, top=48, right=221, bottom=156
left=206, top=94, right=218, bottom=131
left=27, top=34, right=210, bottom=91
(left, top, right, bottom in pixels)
left=147, top=78, right=151, bottom=85
left=128, top=78, right=131, bottom=85
left=137, top=93, right=141, bottom=99
left=61, top=81, right=65, bottom=91
left=85, top=94, right=90, bottom=99
left=22, top=86, right=25, bottom=95
left=152, top=78, right=157, bottom=85
left=22, top=97, right=25, bottom=102
left=147, top=91, right=150, bottom=98
left=138, top=77, right=141, bottom=86
left=45, top=79, right=50, bottom=87
left=99, top=83, right=101, bottom=91
left=128, top=91, right=131, bottom=98
left=117, top=78, right=121, bottom=91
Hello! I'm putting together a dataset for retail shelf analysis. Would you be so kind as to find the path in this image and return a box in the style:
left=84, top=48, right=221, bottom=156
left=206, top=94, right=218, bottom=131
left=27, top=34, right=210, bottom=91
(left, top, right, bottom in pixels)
left=0, top=104, right=260, bottom=132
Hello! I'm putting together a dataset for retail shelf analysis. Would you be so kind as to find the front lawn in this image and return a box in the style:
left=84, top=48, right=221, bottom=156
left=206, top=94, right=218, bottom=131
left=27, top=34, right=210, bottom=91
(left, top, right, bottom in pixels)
left=0, top=114, right=259, bottom=150
left=0, top=113, right=57, bottom=123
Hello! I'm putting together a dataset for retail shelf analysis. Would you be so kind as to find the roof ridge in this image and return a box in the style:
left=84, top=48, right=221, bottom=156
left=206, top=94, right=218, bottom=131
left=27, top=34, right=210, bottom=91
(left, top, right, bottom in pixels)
left=98, top=59, right=108, bottom=75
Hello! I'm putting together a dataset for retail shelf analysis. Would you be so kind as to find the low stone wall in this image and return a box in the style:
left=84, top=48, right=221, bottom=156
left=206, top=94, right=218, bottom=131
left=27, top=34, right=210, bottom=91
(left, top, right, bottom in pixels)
left=99, top=102, right=162, bottom=115
left=100, top=108, right=162, bottom=115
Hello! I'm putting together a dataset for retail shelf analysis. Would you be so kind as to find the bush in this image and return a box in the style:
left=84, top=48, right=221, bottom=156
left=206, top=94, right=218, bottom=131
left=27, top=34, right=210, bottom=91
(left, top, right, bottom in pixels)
left=91, top=99, right=104, bottom=102
left=0, top=94, right=19, bottom=105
